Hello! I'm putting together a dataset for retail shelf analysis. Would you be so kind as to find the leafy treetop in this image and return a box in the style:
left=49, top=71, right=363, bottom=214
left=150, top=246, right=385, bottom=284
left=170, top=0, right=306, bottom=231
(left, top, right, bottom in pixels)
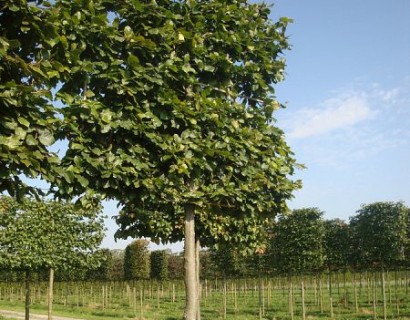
left=54, top=0, right=300, bottom=253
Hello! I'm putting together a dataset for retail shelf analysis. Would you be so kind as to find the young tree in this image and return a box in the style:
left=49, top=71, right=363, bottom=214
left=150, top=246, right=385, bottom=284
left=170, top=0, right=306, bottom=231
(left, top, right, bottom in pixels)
left=323, top=219, right=350, bottom=271
left=0, top=196, right=105, bottom=320
left=210, top=244, right=248, bottom=278
left=168, top=252, right=184, bottom=280
left=270, top=208, right=325, bottom=274
left=349, top=201, right=408, bottom=269
left=110, top=249, right=125, bottom=281
left=87, top=249, right=114, bottom=281
left=53, top=1, right=299, bottom=318
left=124, top=240, right=150, bottom=281
left=151, top=250, right=169, bottom=282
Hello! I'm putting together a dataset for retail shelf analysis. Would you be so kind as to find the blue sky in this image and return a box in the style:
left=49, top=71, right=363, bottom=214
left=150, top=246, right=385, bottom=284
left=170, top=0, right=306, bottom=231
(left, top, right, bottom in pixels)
left=103, top=0, right=410, bottom=250
left=272, top=0, right=410, bottom=220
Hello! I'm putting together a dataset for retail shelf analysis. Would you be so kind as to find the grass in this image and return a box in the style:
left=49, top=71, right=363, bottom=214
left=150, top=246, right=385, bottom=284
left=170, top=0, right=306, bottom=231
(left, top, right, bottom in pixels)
left=1, top=271, right=410, bottom=319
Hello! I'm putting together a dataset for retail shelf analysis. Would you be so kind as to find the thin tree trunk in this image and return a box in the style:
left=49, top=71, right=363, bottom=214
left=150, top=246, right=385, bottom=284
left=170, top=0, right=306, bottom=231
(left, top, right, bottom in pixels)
left=301, top=281, right=306, bottom=320
left=373, top=275, right=377, bottom=320
left=223, top=274, right=227, bottom=320
left=139, top=287, right=143, bottom=320
left=288, top=275, right=294, bottom=320
left=353, top=272, right=358, bottom=313
left=183, top=203, right=198, bottom=320
left=25, top=269, right=31, bottom=320
left=394, top=269, right=399, bottom=317
left=48, top=268, right=54, bottom=320
left=195, top=237, right=201, bottom=320
left=319, top=273, right=323, bottom=313
left=381, top=266, right=387, bottom=320
left=258, top=274, right=263, bottom=320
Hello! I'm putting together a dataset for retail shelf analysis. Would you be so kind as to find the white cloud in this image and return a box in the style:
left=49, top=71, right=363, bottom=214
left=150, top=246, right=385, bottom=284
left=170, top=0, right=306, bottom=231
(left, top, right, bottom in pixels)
left=286, top=93, right=377, bottom=139
left=377, top=88, right=400, bottom=102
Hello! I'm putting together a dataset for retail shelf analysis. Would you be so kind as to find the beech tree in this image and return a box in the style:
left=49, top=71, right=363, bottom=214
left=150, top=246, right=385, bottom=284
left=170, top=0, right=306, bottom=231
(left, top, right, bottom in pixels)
left=151, top=250, right=169, bottom=282
left=87, top=249, right=114, bottom=281
left=323, top=219, right=350, bottom=271
left=0, top=196, right=104, bottom=320
left=50, top=0, right=299, bottom=319
left=349, top=201, right=408, bottom=269
left=270, top=208, right=325, bottom=274
left=124, top=239, right=150, bottom=281
left=0, top=0, right=63, bottom=198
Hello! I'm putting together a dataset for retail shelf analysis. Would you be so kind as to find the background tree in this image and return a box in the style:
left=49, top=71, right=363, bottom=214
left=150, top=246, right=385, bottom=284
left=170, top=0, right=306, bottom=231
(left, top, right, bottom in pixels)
left=198, top=250, right=218, bottom=280
left=0, top=195, right=105, bottom=320
left=270, top=208, right=325, bottom=274
left=323, top=219, right=350, bottom=271
left=349, top=201, right=408, bottom=269
left=124, top=240, right=150, bottom=281
left=150, top=250, right=169, bottom=282
left=110, top=249, right=125, bottom=281
left=87, top=249, right=114, bottom=281
left=168, top=252, right=184, bottom=280
left=210, top=244, right=248, bottom=279
left=53, top=1, right=298, bottom=319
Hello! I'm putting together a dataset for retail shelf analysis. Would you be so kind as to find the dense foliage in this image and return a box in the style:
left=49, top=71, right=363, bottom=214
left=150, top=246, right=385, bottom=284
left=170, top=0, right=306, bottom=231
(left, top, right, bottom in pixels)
left=0, top=0, right=61, bottom=198
left=150, top=250, right=169, bottom=282
left=0, top=196, right=105, bottom=272
left=124, top=240, right=150, bottom=281
left=1, top=202, right=409, bottom=283
left=270, top=208, right=325, bottom=274
left=323, top=219, right=350, bottom=271
left=350, top=201, right=408, bottom=269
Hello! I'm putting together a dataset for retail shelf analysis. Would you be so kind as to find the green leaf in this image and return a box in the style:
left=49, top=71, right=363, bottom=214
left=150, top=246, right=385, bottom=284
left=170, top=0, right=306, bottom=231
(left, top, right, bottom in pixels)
left=38, top=129, right=55, bottom=146
left=100, top=110, right=112, bottom=124
left=17, top=117, right=30, bottom=128
left=127, top=54, right=140, bottom=68
left=25, top=134, right=38, bottom=146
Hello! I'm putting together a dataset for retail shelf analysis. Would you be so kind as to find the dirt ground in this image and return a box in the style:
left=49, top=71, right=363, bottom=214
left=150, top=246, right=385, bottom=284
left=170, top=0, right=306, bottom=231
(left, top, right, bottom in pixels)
left=0, top=310, right=84, bottom=320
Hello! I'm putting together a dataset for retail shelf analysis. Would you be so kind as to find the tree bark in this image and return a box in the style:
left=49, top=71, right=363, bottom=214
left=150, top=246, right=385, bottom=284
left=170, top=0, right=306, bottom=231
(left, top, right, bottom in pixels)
left=48, top=268, right=54, bottom=320
left=25, top=269, right=31, bottom=320
left=183, top=203, right=197, bottom=320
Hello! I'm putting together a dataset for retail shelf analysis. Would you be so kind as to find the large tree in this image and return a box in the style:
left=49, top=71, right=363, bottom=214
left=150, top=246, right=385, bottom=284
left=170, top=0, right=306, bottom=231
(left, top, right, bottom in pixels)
left=0, top=196, right=105, bottom=320
left=52, top=1, right=299, bottom=319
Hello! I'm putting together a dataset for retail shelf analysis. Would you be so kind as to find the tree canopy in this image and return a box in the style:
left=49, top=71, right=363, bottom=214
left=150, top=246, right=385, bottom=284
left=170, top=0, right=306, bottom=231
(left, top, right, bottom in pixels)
left=350, top=201, right=408, bottom=268
left=270, top=208, right=325, bottom=274
left=2, top=1, right=298, bottom=318
left=0, top=195, right=105, bottom=272
left=0, top=0, right=62, bottom=198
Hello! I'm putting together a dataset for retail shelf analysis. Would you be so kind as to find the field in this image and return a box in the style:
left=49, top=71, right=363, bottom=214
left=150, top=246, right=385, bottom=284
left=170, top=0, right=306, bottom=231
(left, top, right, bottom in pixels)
left=1, top=271, right=410, bottom=320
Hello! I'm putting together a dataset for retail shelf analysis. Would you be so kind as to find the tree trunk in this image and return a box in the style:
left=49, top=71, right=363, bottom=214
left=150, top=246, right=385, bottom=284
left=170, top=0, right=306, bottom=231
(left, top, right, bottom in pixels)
left=301, top=281, right=306, bottom=320
left=195, top=237, right=201, bottom=320
left=48, top=268, right=54, bottom=320
left=183, top=203, right=198, bottom=320
left=25, top=269, right=31, bottom=320
left=288, top=275, right=294, bottom=320
left=381, top=266, right=387, bottom=320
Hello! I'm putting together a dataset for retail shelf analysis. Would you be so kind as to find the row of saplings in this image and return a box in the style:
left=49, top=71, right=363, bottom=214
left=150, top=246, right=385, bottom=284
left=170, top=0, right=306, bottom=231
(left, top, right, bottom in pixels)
left=2, top=201, right=409, bottom=283
left=1, top=200, right=409, bottom=320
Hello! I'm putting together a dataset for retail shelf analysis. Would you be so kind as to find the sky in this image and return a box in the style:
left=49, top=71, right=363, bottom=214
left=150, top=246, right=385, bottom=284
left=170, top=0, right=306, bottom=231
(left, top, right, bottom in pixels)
left=103, top=0, right=410, bottom=250
left=271, top=0, right=410, bottom=218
